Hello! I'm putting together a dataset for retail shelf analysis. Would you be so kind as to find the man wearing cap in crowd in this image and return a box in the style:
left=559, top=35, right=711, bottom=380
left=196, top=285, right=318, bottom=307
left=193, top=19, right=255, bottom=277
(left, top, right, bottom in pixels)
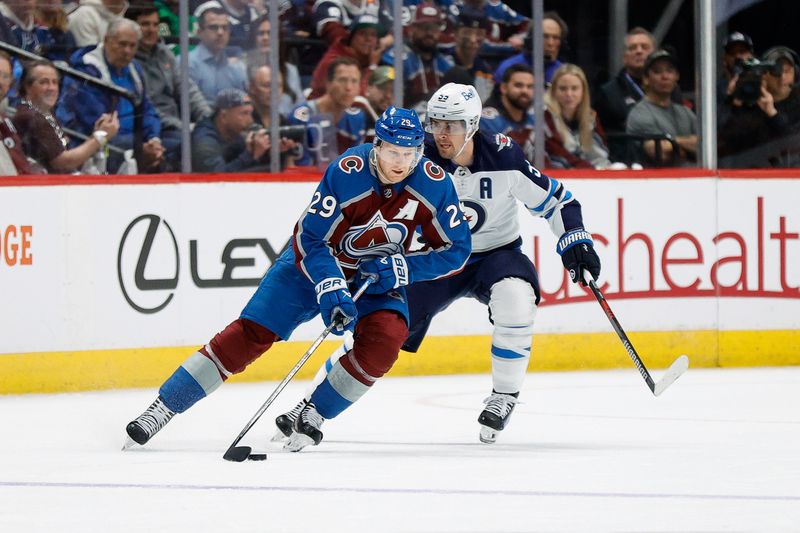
left=192, top=87, right=292, bottom=172
left=718, top=45, right=800, bottom=165
left=381, top=1, right=454, bottom=110
left=309, top=12, right=386, bottom=99
left=718, top=31, right=755, bottom=105
left=353, top=65, right=394, bottom=142
left=626, top=49, right=697, bottom=166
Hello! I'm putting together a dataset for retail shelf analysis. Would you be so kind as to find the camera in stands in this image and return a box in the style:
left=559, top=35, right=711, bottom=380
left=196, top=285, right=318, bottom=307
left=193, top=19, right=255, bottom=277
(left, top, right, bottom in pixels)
left=733, top=58, right=781, bottom=105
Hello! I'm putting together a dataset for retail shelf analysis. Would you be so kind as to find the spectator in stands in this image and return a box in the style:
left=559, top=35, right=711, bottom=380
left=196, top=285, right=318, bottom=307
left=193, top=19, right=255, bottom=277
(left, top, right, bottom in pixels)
left=458, top=0, right=527, bottom=56
left=718, top=46, right=800, bottom=165
left=13, top=58, right=120, bottom=173
left=154, top=0, right=198, bottom=54
left=446, top=6, right=493, bottom=101
left=34, top=0, right=76, bottom=64
left=1, top=0, right=53, bottom=55
left=189, top=5, right=247, bottom=104
left=353, top=64, right=393, bottom=141
left=0, top=51, right=37, bottom=175
left=128, top=5, right=210, bottom=169
left=381, top=2, right=453, bottom=110
left=194, top=0, right=259, bottom=52
left=481, top=63, right=536, bottom=161
left=0, top=8, right=19, bottom=46
left=67, top=0, right=127, bottom=47
left=192, top=87, right=293, bottom=171
left=312, top=0, right=383, bottom=47
left=493, top=10, right=564, bottom=86
left=594, top=27, right=655, bottom=139
left=246, top=13, right=303, bottom=115
left=309, top=12, right=384, bottom=100
left=248, top=63, right=288, bottom=128
left=626, top=49, right=697, bottom=166
left=718, top=32, right=754, bottom=104
left=544, top=64, right=614, bottom=169
left=288, top=56, right=365, bottom=166
left=57, top=18, right=165, bottom=173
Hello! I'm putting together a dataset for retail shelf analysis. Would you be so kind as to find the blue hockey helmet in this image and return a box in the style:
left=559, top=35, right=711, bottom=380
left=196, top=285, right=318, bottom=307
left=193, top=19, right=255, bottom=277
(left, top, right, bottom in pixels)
left=374, top=106, right=425, bottom=148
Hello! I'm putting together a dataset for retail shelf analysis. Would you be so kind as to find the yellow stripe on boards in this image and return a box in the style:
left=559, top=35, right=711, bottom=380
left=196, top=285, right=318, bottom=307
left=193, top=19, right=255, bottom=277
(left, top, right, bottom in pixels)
left=1, top=330, right=798, bottom=394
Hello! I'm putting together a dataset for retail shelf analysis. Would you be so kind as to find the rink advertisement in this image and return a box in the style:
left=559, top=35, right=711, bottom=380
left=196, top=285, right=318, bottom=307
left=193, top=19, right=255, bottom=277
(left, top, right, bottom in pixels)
left=1, top=170, right=799, bottom=393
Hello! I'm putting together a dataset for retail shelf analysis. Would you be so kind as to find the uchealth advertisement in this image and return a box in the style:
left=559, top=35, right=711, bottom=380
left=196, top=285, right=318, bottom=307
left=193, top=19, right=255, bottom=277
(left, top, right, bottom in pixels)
left=1, top=173, right=798, bottom=392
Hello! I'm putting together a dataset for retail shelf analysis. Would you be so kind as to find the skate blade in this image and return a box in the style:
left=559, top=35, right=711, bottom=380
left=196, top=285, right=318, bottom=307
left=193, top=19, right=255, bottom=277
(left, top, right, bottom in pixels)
left=284, top=433, right=316, bottom=452
left=121, top=436, right=139, bottom=451
left=271, top=428, right=292, bottom=443
left=479, top=425, right=498, bottom=444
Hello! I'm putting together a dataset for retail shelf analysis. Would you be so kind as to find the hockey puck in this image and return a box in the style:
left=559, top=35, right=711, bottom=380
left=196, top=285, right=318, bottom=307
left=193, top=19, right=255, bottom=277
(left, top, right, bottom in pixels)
left=247, top=453, right=267, bottom=461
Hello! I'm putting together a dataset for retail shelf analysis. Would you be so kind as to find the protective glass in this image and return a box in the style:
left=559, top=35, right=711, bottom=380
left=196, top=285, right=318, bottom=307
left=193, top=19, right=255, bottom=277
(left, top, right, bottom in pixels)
left=425, top=119, right=468, bottom=135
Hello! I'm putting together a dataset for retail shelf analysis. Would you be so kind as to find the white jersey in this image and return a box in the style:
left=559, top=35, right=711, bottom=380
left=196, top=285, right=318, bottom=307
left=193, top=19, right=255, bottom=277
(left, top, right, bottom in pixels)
left=424, top=131, right=586, bottom=253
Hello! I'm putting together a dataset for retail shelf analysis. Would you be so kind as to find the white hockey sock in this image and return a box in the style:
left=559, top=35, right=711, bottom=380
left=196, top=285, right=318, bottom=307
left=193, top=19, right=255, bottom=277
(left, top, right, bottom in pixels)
left=303, top=330, right=354, bottom=400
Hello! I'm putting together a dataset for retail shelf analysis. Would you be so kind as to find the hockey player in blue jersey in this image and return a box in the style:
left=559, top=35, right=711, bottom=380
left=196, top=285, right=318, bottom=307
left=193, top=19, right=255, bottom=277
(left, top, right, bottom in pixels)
left=276, top=83, right=601, bottom=445
left=124, top=107, right=471, bottom=449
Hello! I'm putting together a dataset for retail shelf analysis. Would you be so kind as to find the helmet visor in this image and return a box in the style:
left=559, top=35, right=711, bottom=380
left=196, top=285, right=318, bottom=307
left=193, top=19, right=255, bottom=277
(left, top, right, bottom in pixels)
left=376, top=143, right=422, bottom=167
left=426, top=118, right=468, bottom=135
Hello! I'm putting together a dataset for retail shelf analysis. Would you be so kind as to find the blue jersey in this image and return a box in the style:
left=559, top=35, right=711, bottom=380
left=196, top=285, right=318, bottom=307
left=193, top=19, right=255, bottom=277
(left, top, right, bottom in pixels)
left=289, top=101, right=367, bottom=166
left=292, top=143, right=471, bottom=286
left=480, top=103, right=536, bottom=161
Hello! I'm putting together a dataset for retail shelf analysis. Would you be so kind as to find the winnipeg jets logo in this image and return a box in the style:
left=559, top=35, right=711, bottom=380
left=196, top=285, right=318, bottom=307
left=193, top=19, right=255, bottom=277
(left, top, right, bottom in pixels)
left=495, top=133, right=512, bottom=151
left=338, top=212, right=407, bottom=265
left=460, top=199, right=487, bottom=234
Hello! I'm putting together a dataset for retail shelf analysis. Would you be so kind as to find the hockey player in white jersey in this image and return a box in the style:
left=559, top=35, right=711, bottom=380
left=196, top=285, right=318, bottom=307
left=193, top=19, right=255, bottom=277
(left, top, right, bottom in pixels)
left=276, top=83, right=601, bottom=445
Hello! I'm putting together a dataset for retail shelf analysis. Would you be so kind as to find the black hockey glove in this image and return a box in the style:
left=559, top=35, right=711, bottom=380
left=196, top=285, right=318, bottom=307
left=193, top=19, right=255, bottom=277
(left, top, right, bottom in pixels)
left=557, top=229, right=601, bottom=286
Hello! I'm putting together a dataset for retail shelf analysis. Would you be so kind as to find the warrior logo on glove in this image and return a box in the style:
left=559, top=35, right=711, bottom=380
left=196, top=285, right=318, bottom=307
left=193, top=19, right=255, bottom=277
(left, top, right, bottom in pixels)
left=557, top=230, right=601, bottom=285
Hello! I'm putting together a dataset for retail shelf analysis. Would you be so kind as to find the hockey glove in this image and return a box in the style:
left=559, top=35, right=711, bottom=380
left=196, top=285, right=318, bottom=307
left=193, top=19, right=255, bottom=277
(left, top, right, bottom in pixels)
left=557, top=229, right=601, bottom=286
left=315, top=278, right=357, bottom=335
left=357, top=254, right=410, bottom=294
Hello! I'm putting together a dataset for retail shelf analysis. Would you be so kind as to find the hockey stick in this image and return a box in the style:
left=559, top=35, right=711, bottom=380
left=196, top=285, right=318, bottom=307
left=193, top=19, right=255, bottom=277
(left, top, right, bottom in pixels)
left=586, top=273, right=689, bottom=396
left=223, top=275, right=377, bottom=462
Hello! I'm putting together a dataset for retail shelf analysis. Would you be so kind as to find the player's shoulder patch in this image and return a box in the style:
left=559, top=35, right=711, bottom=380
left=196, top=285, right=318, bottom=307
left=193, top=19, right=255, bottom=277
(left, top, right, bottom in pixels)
left=338, top=154, right=365, bottom=174
left=494, top=133, right=514, bottom=151
left=422, top=160, right=446, bottom=181
left=292, top=105, right=311, bottom=123
left=481, top=107, right=499, bottom=120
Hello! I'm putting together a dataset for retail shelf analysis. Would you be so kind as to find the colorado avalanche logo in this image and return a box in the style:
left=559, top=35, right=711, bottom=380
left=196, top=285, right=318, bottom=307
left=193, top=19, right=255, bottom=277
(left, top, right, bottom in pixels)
left=424, top=161, right=445, bottom=181
left=338, top=212, right=408, bottom=266
left=339, top=155, right=364, bottom=174
left=460, top=200, right=487, bottom=234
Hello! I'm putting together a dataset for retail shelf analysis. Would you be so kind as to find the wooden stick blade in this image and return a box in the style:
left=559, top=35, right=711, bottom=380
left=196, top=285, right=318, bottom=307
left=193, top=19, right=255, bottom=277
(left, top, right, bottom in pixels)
left=653, top=355, right=690, bottom=396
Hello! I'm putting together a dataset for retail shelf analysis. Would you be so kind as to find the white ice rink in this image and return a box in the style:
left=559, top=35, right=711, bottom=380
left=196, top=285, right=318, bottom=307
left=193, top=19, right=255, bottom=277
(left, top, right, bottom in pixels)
left=1, top=366, right=799, bottom=532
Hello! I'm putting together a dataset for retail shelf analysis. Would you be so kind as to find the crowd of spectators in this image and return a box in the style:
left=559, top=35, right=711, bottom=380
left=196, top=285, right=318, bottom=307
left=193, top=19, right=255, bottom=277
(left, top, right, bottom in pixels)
left=0, top=0, right=798, bottom=175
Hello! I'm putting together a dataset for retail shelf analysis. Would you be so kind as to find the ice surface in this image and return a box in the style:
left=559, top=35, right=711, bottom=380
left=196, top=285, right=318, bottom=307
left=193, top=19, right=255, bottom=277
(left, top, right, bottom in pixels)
left=1, top=367, right=799, bottom=532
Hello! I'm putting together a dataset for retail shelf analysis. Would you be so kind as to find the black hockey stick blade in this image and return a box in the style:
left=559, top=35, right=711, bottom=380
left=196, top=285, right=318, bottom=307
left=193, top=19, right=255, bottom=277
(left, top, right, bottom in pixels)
left=223, top=445, right=252, bottom=462
left=653, top=354, right=690, bottom=396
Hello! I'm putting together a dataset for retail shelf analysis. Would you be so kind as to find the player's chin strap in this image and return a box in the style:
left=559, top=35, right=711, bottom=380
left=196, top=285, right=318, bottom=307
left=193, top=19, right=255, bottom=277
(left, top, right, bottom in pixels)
left=452, top=126, right=478, bottom=162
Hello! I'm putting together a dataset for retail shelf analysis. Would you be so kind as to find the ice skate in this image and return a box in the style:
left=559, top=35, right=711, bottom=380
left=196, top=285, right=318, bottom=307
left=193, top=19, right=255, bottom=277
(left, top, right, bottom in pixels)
left=271, top=400, right=304, bottom=442
left=478, top=392, right=519, bottom=444
left=124, top=396, right=176, bottom=448
left=284, top=400, right=324, bottom=452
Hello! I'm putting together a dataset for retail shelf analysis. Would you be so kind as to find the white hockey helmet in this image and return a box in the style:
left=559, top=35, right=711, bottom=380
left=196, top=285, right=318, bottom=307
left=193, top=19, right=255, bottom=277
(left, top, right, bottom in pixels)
left=426, top=83, right=482, bottom=140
